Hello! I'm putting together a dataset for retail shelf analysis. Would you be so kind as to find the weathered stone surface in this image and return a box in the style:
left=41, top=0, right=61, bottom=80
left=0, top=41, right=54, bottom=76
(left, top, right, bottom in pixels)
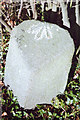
left=4, top=20, right=74, bottom=109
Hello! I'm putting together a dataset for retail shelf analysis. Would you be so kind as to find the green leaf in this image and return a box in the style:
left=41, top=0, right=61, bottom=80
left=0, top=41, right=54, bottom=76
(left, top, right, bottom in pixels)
left=53, top=113, right=57, bottom=116
left=48, top=111, right=52, bottom=116
left=23, top=111, right=27, bottom=116
left=36, top=104, right=43, bottom=109
left=54, top=97, right=60, bottom=109
left=16, top=111, right=22, bottom=114
left=30, top=113, right=34, bottom=119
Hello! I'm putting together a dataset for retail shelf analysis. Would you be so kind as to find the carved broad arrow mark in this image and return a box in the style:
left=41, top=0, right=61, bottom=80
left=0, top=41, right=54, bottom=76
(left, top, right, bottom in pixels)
left=27, top=22, right=53, bottom=40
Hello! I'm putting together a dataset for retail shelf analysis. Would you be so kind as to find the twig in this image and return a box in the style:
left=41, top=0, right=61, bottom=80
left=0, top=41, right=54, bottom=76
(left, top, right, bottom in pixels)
left=0, top=9, right=7, bottom=18
left=59, top=105, right=66, bottom=112
left=0, top=9, right=13, bottom=29
left=18, top=0, right=23, bottom=19
left=0, top=18, right=12, bottom=32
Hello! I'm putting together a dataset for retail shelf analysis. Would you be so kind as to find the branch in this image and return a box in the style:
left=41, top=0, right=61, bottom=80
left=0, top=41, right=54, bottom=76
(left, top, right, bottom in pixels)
left=47, top=0, right=52, bottom=10
left=0, top=9, right=13, bottom=29
left=0, top=18, right=12, bottom=33
left=75, top=0, right=80, bottom=26
left=18, top=0, right=23, bottom=19
left=30, top=0, right=37, bottom=19
left=59, top=1, right=70, bottom=28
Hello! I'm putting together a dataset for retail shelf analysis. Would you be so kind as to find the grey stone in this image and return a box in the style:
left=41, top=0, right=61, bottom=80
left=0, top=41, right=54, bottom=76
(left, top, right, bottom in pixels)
left=4, top=20, right=74, bottom=109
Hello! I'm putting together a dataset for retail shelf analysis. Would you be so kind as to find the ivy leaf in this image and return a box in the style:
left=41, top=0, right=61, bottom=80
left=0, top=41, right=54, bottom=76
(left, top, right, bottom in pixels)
left=54, top=97, right=60, bottom=109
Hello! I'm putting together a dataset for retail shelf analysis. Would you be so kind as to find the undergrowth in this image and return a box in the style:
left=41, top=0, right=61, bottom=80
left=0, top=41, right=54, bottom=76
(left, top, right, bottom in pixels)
left=1, top=1, right=80, bottom=120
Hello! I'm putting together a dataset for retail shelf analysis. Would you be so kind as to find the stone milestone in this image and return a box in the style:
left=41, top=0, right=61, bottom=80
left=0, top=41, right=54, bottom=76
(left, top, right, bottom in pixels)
left=4, top=20, right=74, bottom=109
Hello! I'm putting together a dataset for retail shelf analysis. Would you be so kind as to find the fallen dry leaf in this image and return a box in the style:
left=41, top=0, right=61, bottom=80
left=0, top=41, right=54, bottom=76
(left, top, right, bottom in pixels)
left=0, top=81, right=4, bottom=86
left=2, top=112, right=7, bottom=117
